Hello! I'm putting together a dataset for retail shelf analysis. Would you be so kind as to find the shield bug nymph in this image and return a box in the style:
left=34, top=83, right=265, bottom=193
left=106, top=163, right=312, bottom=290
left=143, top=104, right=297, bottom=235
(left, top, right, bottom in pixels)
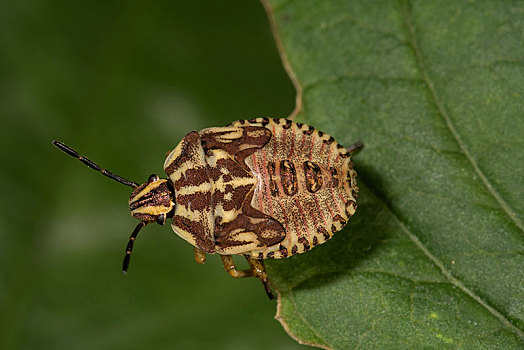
left=53, top=118, right=362, bottom=298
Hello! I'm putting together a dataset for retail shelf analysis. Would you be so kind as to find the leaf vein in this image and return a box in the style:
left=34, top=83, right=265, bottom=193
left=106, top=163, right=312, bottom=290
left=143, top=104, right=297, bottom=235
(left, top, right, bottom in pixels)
left=401, top=0, right=524, bottom=234
left=290, top=270, right=451, bottom=289
left=390, top=206, right=523, bottom=339
left=370, top=3, right=524, bottom=338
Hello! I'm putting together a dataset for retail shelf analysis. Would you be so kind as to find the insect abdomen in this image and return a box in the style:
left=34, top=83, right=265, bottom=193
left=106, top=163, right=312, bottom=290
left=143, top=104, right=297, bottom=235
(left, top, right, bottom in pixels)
left=236, top=118, right=359, bottom=259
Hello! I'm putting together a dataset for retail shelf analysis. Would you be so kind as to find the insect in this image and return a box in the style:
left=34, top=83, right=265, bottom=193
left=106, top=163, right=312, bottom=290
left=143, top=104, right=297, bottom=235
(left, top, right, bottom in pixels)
left=53, top=117, right=361, bottom=298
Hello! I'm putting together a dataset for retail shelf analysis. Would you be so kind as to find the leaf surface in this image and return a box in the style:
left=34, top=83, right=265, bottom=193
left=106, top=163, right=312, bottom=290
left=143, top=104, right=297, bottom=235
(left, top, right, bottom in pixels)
left=263, top=0, right=524, bottom=348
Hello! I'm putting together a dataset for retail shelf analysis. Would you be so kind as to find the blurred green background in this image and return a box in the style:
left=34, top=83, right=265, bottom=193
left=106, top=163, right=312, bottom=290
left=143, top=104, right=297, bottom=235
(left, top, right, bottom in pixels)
left=0, top=0, right=302, bottom=349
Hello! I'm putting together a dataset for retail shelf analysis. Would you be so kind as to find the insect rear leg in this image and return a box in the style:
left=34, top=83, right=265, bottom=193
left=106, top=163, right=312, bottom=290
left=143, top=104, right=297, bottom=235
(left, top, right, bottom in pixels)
left=220, top=255, right=254, bottom=278
left=220, top=255, right=274, bottom=299
left=245, top=256, right=274, bottom=299
left=194, top=246, right=207, bottom=264
left=347, top=141, right=364, bottom=155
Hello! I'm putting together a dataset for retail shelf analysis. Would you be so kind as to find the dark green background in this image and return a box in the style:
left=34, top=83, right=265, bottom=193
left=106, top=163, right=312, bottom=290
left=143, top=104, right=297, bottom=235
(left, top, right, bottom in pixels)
left=0, top=1, right=301, bottom=349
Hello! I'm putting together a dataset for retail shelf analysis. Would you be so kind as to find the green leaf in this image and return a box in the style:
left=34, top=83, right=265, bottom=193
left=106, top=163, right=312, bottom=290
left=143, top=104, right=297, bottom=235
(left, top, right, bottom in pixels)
left=263, top=0, right=524, bottom=348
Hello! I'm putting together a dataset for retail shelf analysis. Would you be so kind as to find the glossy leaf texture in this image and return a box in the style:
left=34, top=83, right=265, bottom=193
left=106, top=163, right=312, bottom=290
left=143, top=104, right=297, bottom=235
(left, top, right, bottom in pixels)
left=263, top=0, right=524, bottom=348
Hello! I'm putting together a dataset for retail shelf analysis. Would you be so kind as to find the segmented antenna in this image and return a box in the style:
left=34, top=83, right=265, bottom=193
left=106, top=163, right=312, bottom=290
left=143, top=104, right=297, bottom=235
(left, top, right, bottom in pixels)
left=52, top=140, right=139, bottom=188
left=122, top=221, right=147, bottom=274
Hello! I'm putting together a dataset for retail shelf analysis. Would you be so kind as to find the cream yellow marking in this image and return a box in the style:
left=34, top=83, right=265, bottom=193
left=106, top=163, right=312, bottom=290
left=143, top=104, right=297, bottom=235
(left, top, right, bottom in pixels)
left=232, top=230, right=258, bottom=242
left=205, top=153, right=219, bottom=167
left=129, top=180, right=168, bottom=204
left=163, top=142, right=184, bottom=170
left=201, top=127, right=243, bottom=143
left=131, top=205, right=172, bottom=215
left=171, top=225, right=198, bottom=248
left=212, top=176, right=256, bottom=190
left=177, top=182, right=213, bottom=196
left=213, top=202, right=239, bottom=224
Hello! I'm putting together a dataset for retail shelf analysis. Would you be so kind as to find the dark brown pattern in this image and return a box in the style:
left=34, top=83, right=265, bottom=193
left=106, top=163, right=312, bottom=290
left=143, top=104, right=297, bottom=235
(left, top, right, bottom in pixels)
left=176, top=191, right=212, bottom=212
left=298, top=237, right=311, bottom=251
left=318, top=227, right=330, bottom=240
left=198, top=126, right=286, bottom=253
left=165, top=131, right=200, bottom=176
left=333, top=214, right=346, bottom=227
left=267, top=162, right=279, bottom=196
left=215, top=211, right=285, bottom=249
left=304, top=125, right=315, bottom=135
left=279, top=244, right=288, bottom=257
left=280, top=160, right=298, bottom=196
left=329, top=168, right=339, bottom=188
left=174, top=215, right=215, bottom=253
left=304, top=161, right=323, bottom=193
left=174, top=167, right=209, bottom=191
left=201, top=126, right=271, bottom=167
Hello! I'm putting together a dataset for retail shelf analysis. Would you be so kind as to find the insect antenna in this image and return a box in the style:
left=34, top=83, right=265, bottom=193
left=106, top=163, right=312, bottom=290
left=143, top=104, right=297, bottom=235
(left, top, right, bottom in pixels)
left=123, top=221, right=148, bottom=274
left=52, top=140, right=139, bottom=188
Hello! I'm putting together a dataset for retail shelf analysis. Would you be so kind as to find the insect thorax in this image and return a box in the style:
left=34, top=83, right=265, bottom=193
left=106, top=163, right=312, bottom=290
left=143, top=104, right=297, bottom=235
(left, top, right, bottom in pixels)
left=163, top=128, right=279, bottom=255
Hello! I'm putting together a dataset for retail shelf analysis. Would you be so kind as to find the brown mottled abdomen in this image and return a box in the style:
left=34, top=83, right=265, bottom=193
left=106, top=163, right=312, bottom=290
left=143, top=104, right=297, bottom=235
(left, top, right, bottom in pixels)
left=233, top=118, right=359, bottom=259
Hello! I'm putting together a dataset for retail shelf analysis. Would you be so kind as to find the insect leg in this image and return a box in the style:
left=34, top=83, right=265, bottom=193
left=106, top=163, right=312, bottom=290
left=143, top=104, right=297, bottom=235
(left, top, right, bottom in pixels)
left=194, top=247, right=207, bottom=264
left=245, top=256, right=274, bottom=299
left=347, top=141, right=364, bottom=155
left=220, top=255, right=253, bottom=278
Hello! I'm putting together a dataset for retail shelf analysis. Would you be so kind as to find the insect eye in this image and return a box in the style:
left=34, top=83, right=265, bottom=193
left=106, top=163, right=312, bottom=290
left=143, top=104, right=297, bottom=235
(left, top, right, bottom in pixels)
left=156, top=214, right=166, bottom=225
left=148, top=174, right=159, bottom=182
